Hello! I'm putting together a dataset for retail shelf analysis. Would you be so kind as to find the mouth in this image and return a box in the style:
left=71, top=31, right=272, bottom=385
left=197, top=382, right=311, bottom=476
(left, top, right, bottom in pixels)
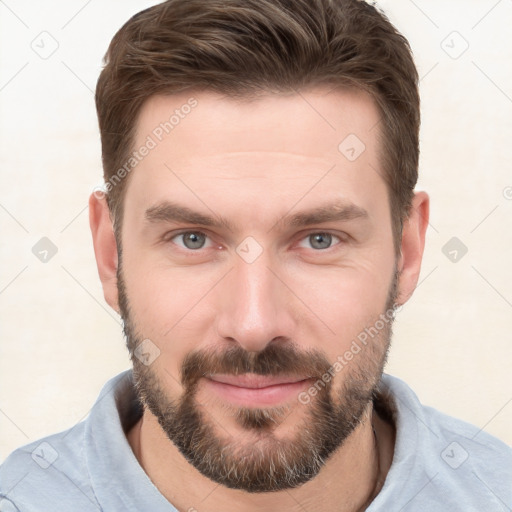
left=203, top=373, right=313, bottom=407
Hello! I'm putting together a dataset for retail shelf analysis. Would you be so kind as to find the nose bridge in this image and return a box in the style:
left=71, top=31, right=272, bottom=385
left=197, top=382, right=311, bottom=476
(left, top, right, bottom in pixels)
left=215, top=252, right=292, bottom=351
left=238, top=256, right=274, bottom=322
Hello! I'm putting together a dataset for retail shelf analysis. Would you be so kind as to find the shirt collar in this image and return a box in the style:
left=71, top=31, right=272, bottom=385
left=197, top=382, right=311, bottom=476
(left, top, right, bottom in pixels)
left=84, top=369, right=176, bottom=511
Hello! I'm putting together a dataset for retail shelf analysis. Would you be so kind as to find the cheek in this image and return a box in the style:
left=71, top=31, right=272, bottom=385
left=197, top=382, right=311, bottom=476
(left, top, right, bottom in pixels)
left=121, top=253, right=222, bottom=359
left=285, top=257, right=395, bottom=356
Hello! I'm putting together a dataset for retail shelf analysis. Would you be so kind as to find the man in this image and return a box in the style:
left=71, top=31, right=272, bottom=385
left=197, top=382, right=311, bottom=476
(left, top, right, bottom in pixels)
left=1, top=0, right=510, bottom=510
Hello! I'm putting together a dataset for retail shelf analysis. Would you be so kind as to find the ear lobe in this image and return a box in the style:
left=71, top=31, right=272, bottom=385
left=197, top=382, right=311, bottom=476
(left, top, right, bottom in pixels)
left=396, top=191, right=430, bottom=306
left=89, top=192, right=120, bottom=314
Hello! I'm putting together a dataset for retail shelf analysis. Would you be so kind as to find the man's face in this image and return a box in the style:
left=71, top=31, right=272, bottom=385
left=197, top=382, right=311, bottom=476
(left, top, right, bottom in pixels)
left=117, top=88, right=398, bottom=492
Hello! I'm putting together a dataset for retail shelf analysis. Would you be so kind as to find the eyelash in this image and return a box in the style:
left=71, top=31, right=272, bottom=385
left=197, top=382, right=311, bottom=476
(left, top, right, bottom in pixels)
left=167, top=230, right=216, bottom=250
left=165, top=230, right=346, bottom=252
left=297, top=232, right=344, bottom=250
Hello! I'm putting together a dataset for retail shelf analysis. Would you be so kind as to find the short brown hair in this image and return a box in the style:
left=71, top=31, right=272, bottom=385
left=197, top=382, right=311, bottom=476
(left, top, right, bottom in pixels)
left=95, top=0, right=419, bottom=253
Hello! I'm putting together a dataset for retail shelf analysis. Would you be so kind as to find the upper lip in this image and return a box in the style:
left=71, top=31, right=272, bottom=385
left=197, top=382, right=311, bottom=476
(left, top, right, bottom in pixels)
left=207, top=373, right=311, bottom=389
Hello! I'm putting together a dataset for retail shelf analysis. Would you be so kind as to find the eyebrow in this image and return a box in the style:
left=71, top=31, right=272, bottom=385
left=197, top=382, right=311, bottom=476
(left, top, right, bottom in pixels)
left=284, top=201, right=369, bottom=227
left=145, top=202, right=235, bottom=231
left=144, top=200, right=369, bottom=231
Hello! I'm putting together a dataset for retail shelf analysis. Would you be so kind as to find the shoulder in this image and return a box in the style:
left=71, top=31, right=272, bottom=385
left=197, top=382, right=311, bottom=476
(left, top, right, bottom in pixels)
left=0, top=421, right=100, bottom=511
left=423, top=402, right=512, bottom=498
left=376, top=374, right=512, bottom=510
left=0, top=370, right=135, bottom=511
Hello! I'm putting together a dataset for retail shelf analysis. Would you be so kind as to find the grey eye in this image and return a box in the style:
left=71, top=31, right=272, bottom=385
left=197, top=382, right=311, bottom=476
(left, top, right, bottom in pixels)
left=309, top=233, right=332, bottom=250
left=181, top=232, right=207, bottom=249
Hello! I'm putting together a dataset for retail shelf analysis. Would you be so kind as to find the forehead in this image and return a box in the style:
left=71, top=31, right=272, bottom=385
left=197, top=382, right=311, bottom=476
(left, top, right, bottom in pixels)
left=134, top=87, right=381, bottom=164
left=124, top=87, right=387, bottom=227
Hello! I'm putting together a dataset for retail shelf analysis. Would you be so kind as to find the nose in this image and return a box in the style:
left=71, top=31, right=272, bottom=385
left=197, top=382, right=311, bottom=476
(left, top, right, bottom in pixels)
left=215, top=253, right=296, bottom=353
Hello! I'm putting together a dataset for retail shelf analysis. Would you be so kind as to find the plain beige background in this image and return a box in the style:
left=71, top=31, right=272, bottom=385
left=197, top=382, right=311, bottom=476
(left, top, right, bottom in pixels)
left=1, top=0, right=511, bottom=462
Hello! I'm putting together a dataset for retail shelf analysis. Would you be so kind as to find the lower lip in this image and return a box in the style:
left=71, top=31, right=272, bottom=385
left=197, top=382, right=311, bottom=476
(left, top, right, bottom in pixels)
left=204, top=378, right=312, bottom=407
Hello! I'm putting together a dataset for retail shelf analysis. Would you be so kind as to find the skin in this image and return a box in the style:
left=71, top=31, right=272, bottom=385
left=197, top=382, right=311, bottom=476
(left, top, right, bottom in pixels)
left=89, top=87, right=429, bottom=512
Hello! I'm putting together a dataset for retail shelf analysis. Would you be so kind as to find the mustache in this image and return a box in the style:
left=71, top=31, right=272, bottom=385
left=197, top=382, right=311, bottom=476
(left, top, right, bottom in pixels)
left=180, top=339, right=333, bottom=390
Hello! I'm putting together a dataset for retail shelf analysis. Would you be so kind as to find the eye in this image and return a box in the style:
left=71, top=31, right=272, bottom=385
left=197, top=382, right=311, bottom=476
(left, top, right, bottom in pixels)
left=171, top=231, right=212, bottom=250
left=298, top=232, right=342, bottom=250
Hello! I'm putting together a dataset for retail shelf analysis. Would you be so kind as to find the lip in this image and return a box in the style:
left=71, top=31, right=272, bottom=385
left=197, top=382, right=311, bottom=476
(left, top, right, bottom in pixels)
left=204, top=373, right=313, bottom=407
left=208, top=373, right=310, bottom=388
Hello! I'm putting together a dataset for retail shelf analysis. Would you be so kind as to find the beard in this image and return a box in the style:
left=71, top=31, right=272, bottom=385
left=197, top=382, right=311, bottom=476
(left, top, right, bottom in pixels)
left=118, top=266, right=399, bottom=493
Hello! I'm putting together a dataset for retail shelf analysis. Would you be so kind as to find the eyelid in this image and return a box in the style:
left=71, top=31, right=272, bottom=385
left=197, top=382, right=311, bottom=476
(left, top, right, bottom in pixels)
left=160, top=228, right=349, bottom=251
left=295, top=230, right=347, bottom=249
left=164, top=229, right=215, bottom=249
left=162, top=227, right=208, bottom=240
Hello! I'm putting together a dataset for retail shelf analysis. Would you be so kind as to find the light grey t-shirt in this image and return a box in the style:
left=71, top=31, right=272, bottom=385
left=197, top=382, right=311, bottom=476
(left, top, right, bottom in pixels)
left=1, top=370, right=511, bottom=511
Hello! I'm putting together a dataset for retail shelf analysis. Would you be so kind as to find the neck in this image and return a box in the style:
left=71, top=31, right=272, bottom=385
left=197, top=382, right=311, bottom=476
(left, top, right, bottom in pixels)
left=127, top=404, right=394, bottom=512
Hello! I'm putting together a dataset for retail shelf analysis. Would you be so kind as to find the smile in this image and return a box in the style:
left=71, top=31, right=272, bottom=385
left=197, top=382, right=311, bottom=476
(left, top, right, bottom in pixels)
left=204, top=374, right=313, bottom=407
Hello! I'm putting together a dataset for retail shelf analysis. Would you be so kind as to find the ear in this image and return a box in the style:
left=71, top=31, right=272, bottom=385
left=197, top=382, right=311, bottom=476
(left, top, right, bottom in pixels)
left=89, top=191, right=120, bottom=314
left=396, top=191, right=430, bottom=306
